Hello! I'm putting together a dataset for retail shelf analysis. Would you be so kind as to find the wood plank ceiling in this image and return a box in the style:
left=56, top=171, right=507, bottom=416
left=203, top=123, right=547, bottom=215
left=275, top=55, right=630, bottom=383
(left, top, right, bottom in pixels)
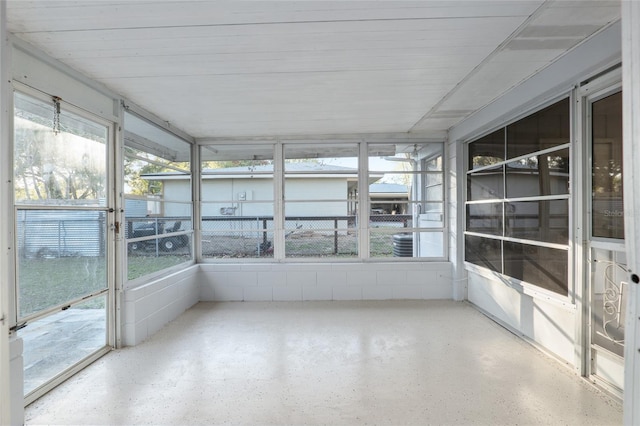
left=6, top=1, right=621, bottom=140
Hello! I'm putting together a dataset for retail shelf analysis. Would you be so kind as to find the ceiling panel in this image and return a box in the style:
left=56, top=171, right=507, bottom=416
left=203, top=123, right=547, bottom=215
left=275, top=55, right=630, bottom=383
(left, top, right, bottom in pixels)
left=6, top=1, right=620, bottom=139
left=411, top=0, right=620, bottom=133
left=7, top=1, right=544, bottom=32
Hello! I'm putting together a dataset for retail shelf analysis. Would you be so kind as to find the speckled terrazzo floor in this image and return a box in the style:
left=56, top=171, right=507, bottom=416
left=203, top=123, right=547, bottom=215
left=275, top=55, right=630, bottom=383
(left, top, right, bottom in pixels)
left=25, top=300, right=622, bottom=425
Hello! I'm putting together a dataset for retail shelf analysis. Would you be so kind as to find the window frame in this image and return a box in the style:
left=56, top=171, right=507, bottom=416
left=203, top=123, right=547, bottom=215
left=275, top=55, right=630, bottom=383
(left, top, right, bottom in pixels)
left=199, top=144, right=276, bottom=260
left=122, top=109, right=195, bottom=286
left=463, top=95, right=573, bottom=300
left=198, top=140, right=447, bottom=262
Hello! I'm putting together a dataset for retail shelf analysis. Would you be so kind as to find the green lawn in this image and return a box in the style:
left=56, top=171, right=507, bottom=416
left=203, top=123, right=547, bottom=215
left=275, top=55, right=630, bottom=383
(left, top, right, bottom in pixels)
left=127, top=254, right=191, bottom=280
left=18, top=257, right=107, bottom=318
left=18, top=254, right=190, bottom=318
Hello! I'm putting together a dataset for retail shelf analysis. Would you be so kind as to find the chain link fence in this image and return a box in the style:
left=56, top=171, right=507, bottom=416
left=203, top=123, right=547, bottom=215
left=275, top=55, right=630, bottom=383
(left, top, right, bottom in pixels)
left=201, top=214, right=415, bottom=258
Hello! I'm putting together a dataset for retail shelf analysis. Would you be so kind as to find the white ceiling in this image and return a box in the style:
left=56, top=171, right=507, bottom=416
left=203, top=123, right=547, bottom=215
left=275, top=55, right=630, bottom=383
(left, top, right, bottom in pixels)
left=6, top=1, right=620, bottom=140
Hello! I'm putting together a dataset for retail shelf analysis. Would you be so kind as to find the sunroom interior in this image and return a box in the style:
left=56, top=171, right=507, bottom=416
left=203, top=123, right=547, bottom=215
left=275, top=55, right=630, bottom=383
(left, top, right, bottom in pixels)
left=1, top=1, right=640, bottom=425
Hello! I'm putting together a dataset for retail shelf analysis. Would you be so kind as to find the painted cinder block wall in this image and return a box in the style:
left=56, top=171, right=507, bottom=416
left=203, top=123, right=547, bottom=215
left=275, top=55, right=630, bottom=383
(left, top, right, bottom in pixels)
left=199, top=262, right=453, bottom=302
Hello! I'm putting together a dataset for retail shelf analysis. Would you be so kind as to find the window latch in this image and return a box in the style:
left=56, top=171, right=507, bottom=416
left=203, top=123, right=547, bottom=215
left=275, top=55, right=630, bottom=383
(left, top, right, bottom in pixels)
left=110, top=222, right=120, bottom=234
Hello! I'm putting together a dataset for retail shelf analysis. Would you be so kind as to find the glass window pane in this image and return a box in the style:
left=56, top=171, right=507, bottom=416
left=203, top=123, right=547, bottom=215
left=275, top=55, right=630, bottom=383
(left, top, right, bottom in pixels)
left=369, top=180, right=411, bottom=215
left=425, top=185, right=443, bottom=200
left=425, top=173, right=443, bottom=201
left=202, top=229, right=274, bottom=259
left=285, top=228, right=358, bottom=258
left=201, top=202, right=274, bottom=259
left=127, top=234, right=192, bottom=280
left=424, top=202, right=444, bottom=217
left=19, top=296, right=107, bottom=396
left=370, top=228, right=444, bottom=259
left=16, top=209, right=107, bottom=319
left=284, top=200, right=357, bottom=258
left=592, top=91, right=624, bottom=239
left=425, top=155, right=443, bottom=171
left=468, top=128, right=504, bottom=170
left=416, top=230, right=444, bottom=258
left=124, top=113, right=193, bottom=278
left=124, top=112, right=191, bottom=165
left=506, top=98, right=570, bottom=160
left=425, top=172, right=443, bottom=187
left=369, top=143, right=444, bottom=259
left=506, top=200, right=568, bottom=244
left=285, top=144, right=358, bottom=258
left=370, top=205, right=413, bottom=228
left=506, top=148, right=569, bottom=198
left=369, top=143, right=418, bottom=172
left=286, top=143, right=358, bottom=172
left=128, top=231, right=191, bottom=255
left=467, top=165, right=504, bottom=201
left=14, top=93, right=107, bottom=206
left=503, top=242, right=568, bottom=295
left=370, top=229, right=407, bottom=258
left=465, top=235, right=501, bottom=272
left=201, top=145, right=275, bottom=259
left=466, top=203, right=503, bottom=236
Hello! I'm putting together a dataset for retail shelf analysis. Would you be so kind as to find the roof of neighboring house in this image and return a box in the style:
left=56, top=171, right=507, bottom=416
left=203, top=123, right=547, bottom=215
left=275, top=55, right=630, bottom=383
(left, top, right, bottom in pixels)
left=142, top=162, right=382, bottom=180
left=204, top=162, right=357, bottom=174
left=369, top=183, right=408, bottom=194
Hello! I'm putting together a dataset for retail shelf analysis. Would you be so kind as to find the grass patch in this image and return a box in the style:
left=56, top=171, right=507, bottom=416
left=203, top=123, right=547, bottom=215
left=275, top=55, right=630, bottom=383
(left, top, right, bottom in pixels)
left=18, top=257, right=107, bottom=318
left=127, top=254, right=191, bottom=280
left=18, top=254, right=191, bottom=318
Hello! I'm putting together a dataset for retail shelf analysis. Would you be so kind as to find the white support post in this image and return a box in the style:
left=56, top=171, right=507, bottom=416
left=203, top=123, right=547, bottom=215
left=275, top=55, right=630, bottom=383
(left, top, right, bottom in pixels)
left=450, top=138, right=467, bottom=301
left=0, top=0, right=10, bottom=423
left=358, top=140, right=369, bottom=259
left=192, top=141, right=202, bottom=263
left=274, top=142, right=285, bottom=260
left=622, top=1, right=640, bottom=425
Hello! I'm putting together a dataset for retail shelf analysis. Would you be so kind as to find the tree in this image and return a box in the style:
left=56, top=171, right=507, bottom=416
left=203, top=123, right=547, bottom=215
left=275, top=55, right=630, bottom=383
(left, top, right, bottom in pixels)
left=14, top=122, right=106, bottom=203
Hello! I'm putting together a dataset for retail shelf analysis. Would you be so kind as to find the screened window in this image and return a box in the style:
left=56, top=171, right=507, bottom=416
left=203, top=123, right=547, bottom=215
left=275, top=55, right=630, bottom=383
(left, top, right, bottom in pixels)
left=368, top=143, right=445, bottom=259
left=591, top=92, right=624, bottom=239
left=13, top=90, right=110, bottom=399
left=199, top=141, right=445, bottom=261
left=14, top=92, right=107, bottom=206
left=465, top=98, right=570, bottom=296
left=283, top=144, right=359, bottom=258
left=14, top=92, right=109, bottom=319
left=200, top=144, right=275, bottom=259
left=124, top=111, right=193, bottom=281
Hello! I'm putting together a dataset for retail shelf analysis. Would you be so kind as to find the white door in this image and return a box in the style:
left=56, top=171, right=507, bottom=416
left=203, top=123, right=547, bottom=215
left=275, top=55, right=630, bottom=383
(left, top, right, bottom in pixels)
left=586, top=89, right=626, bottom=395
left=12, top=89, right=115, bottom=404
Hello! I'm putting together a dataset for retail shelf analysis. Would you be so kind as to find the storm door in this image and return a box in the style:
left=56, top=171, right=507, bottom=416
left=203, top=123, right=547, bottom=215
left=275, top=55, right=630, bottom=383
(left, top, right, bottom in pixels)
left=587, top=89, right=626, bottom=396
left=12, top=90, right=115, bottom=403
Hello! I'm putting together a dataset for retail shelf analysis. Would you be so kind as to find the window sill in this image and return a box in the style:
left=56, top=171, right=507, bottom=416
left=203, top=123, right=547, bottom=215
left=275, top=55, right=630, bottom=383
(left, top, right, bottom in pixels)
left=464, top=262, right=576, bottom=311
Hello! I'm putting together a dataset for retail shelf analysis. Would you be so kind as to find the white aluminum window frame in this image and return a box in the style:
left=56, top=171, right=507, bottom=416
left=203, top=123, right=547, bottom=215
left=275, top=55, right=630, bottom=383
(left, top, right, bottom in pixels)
left=463, top=94, right=574, bottom=302
left=122, top=109, right=195, bottom=287
left=198, top=140, right=447, bottom=262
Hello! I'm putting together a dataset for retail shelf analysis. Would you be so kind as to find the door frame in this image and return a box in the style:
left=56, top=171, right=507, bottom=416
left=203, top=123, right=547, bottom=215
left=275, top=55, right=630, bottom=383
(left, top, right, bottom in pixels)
left=578, top=70, right=625, bottom=397
left=10, top=83, right=117, bottom=405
